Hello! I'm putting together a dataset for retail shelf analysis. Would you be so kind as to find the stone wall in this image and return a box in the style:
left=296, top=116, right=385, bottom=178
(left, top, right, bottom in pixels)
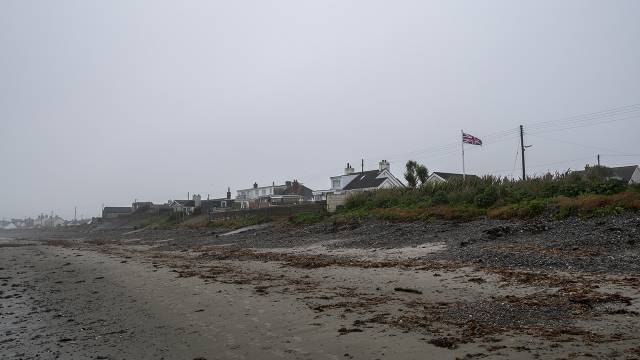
left=208, top=203, right=326, bottom=221
left=326, top=193, right=350, bottom=213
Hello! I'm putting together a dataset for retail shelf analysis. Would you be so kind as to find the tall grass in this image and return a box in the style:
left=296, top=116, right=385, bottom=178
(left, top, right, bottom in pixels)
left=342, top=166, right=636, bottom=220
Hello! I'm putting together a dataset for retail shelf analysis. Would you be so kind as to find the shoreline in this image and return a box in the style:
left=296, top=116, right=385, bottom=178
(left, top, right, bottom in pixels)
left=2, top=214, right=640, bottom=359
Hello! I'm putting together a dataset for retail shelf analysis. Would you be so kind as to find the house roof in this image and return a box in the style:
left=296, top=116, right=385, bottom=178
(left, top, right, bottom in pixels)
left=609, top=165, right=639, bottom=183
left=201, top=198, right=233, bottom=204
left=277, top=182, right=314, bottom=197
left=103, top=207, right=132, bottom=214
left=172, top=200, right=195, bottom=207
left=574, top=165, right=639, bottom=183
left=343, top=170, right=387, bottom=190
left=431, top=172, right=479, bottom=181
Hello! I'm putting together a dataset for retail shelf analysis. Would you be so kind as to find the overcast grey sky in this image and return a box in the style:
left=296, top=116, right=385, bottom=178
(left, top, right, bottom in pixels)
left=1, top=0, right=639, bottom=219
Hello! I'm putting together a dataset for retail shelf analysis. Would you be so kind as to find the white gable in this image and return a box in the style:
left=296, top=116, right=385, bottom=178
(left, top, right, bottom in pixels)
left=631, top=166, right=640, bottom=184
left=377, top=169, right=404, bottom=188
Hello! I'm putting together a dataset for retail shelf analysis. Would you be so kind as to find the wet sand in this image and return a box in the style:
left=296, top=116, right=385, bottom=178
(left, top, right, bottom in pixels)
left=1, top=241, right=467, bottom=359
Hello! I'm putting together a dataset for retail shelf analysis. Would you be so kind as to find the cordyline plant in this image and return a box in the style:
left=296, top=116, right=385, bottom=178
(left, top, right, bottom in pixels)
left=404, top=160, right=429, bottom=188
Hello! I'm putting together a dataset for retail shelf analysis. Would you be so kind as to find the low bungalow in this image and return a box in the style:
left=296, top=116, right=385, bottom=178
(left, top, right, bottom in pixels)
left=102, top=207, right=132, bottom=219
left=609, top=165, right=640, bottom=184
left=168, top=194, right=201, bottom=215
left=425, top=172, right=479, bottom=184
left=236, top=180, right=314, bottom=209
left=574, top=165, right=640, bottom=184
left=201, top=188, right=235, bottom=215
left=263, top=180, right=314, bottom=206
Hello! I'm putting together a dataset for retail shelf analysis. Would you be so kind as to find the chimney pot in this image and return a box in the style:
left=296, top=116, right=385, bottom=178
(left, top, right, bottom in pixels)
left=379, top=160, right=390, bottom=172
left=345, top=162, right=355, bottom=175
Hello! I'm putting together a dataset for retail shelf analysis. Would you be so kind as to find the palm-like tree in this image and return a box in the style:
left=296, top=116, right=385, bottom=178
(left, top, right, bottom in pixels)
left=405, top=160, right=429, bottom=187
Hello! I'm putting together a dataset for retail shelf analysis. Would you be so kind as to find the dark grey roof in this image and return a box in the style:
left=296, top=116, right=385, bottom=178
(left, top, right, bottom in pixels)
left=173, top=200, right=195, bottom=207
left=102, top=207, right=131, bottom=214
left=574, top=165, right=638, bottom=183
left=432, top=172, right=479, bottom=180
left=609, top=165, right=638, bottom=183
left=278, top=183, right=314, bottom=197
left=343, top=170, right=387, bottom=190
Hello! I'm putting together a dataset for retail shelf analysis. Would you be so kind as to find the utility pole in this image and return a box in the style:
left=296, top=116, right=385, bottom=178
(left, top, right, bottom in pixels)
left=597, top=154, right=601, bottom=166
left=361, top=158, right=364, bottom=173
left=461, top=130, right=466, bottom=180
left=519, top=125, right=526, bottom=180
left=74, top=207, right=77, bottom=221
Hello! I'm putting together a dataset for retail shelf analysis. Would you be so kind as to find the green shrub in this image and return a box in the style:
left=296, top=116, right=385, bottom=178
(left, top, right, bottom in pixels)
left=474, top=188, right=498, bottom=208
left=431, top=191, right=448, bottom=205
left=590, top=179, right=627, bottom=195
left=208, top=215, right=270, bottom=229
left=340, top=167, right=636, bottom=221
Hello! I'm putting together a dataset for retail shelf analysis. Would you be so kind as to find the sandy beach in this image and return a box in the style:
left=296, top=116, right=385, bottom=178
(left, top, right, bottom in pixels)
left=2, top=215, right=640, bottom=359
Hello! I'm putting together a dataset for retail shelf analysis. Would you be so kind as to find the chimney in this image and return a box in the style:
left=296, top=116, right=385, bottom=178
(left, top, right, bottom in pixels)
left=226, top=187, right=231, bottom=200
left=193, top=194, right=201, bottom=208
left=345, top=162, right=355, bottom=175
left=379, top=160, right=390, bottom=172
left=253, top=182, right=258, bottom=189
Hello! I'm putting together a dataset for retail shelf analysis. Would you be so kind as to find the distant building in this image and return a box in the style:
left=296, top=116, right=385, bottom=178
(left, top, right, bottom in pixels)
left=608, top=165, right=640, bottom=184
left=236, top=180, right=315, bottom=209
left=575, top=165, right=640, bottom=184
left=201, top=188, right=235, bottom=215
left=425, top=172, right=479, bottom=184
left=102, top=207, right=132, bottom=219
left=2, top=223, right=17, bottom=230
left=168, top=194, right=201, bottom=215
left=265, top=180, right=314, bottom=206
left=132, top=201, right=154, bottom=212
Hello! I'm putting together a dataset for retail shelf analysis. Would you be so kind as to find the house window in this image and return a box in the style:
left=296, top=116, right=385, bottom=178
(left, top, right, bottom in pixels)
left=332, top=179, right=340, bottom=189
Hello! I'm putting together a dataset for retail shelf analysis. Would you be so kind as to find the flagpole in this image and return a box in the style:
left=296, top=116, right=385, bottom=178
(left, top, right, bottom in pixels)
left=461, top=130, right=466, bottom=180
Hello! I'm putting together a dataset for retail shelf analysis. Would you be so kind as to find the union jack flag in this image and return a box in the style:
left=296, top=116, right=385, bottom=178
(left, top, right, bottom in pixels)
left=462, top=132, right=482, bottom=145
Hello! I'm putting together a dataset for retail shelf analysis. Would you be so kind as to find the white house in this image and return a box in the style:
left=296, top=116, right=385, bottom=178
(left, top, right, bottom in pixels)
left=2, top=222, right=17, bottom=230
left=325, top=160, right=404, bottom=211
left=329, top=160, right=404, bottom=194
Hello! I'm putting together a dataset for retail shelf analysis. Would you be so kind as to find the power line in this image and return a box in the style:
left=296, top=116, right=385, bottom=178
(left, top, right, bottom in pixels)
left=491, top=156, right=594, bottom=175
left=349, top=103, right=639, bottom=177
left=527, top=114, right=640, bottom=135
left=524, top=103, right=640, bottom=131
left=599, top=154, right=640, bottom=157
left=527, top=133, right=630, bottom=154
